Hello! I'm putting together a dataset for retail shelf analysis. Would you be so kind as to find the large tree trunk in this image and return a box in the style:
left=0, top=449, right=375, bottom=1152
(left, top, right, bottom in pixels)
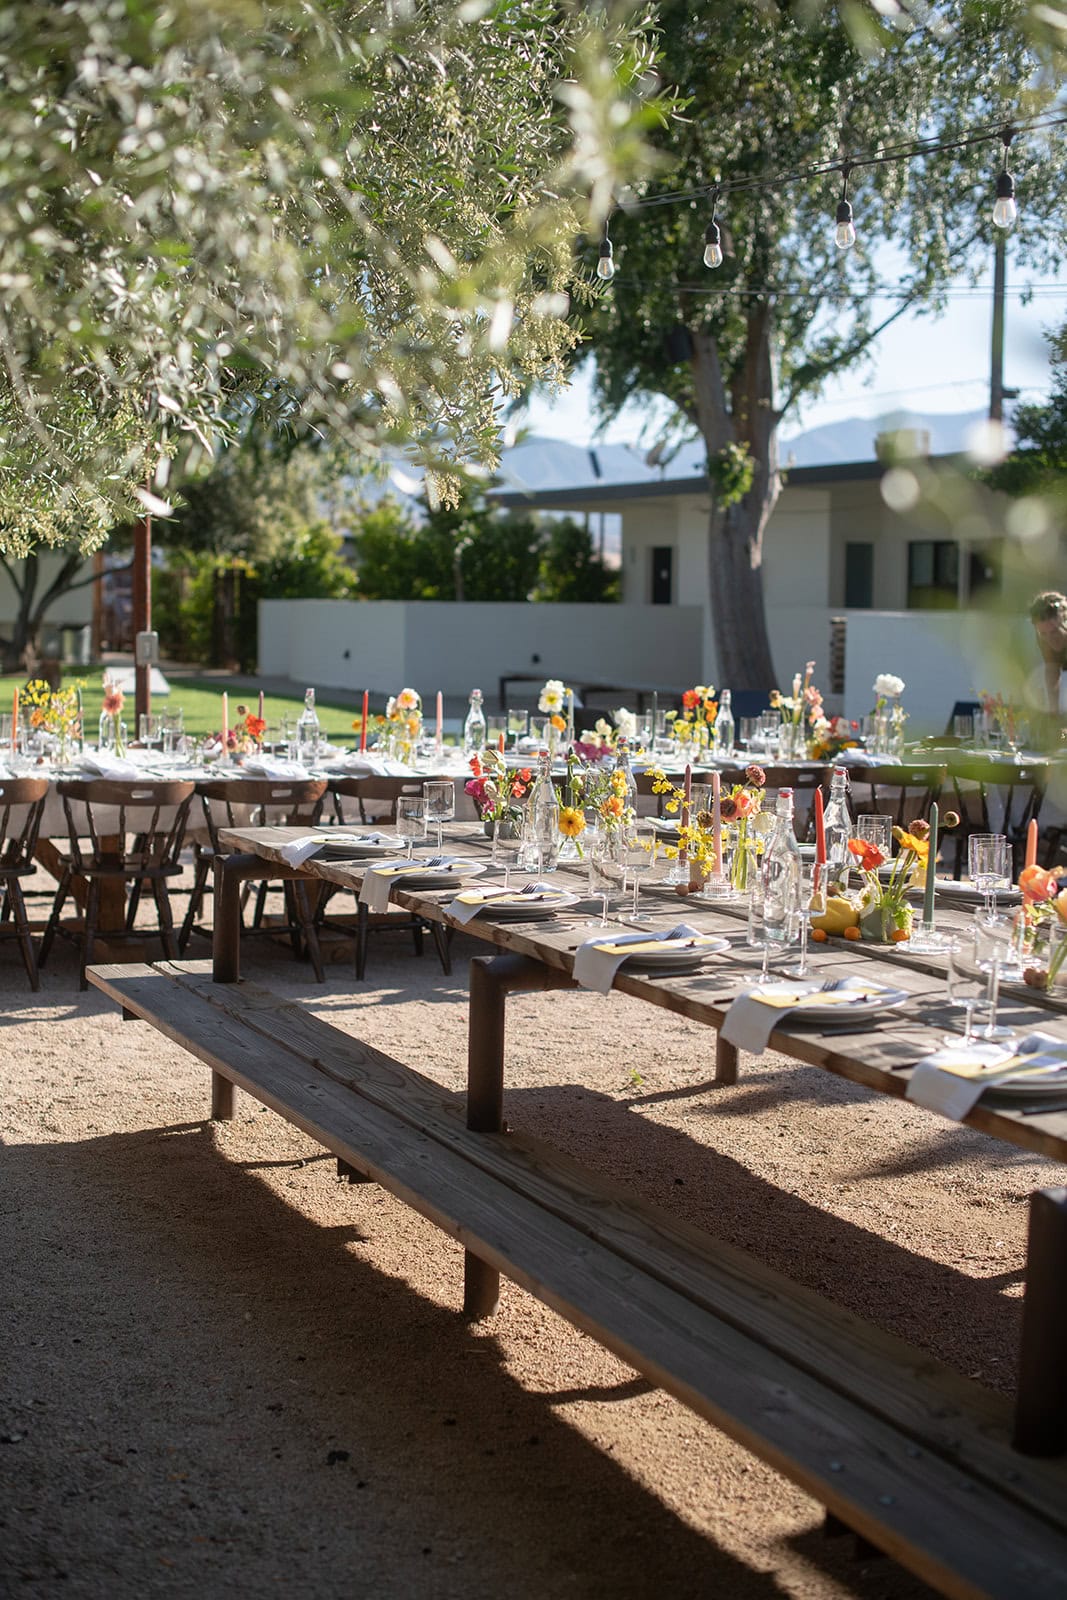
left=689, top=313, right=782, bottom=691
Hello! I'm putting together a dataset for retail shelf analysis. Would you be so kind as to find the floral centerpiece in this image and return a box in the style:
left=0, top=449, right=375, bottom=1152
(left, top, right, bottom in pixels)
left=537, top=678, right=571, bottom=750
left=872, top=673, right=907, bottom=758
left=808, top=713, right=859, bottom=762
left=844, top=825, right=928, bottom=943
left=231, top=706, right=267, bottom=755
left=1019, top=866, right=1067, bottom=989
left=99, top=675, right=126, bottom=755
left=465, top=750, right=532, bottom=831
left=22, top=677, right=84, bottom=759
left=650, top=764, right=767, bottom=890
left=382, top=686, right=422, bottom=763
left=667, top=684, right=717, bottom=753
left=771, top=662, right=821, bottom=759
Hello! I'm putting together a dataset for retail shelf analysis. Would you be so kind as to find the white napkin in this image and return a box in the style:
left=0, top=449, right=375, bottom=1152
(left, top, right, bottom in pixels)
left=340, top=754, right=415, bottom=777
left=356, top=856, right=467, bottom=913
left=446, top=882, right=555, bottom=927
left=907, top=1032, right=1067, bottom=1120
left=573, top=923, right=704, bottom=995
left=721, top=975, right=886, bottom=1057
left=79, top=753, right=144, bottom=779
left=243, top=757, right=310, bottom=778
left=278, top=834, right=328, bottom=867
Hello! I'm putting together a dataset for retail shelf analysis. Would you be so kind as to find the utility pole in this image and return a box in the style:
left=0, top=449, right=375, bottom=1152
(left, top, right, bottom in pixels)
left=989, top=233, right=1019, bottom=424
left=132, top=512, right=152, bottom=722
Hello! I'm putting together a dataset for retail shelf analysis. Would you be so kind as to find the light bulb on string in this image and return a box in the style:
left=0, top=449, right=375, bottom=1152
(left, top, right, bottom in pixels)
left=703, top=188, right=723, bottom=268
left=993, top=128, right=1017, bottom=229
left=834, top=166, right=855, bottom=250
left=596, top=229, right=615, bottom=280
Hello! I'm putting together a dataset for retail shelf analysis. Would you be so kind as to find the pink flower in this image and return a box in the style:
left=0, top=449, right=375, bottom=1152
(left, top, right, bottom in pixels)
left=101, top=686, right=124, bottom=716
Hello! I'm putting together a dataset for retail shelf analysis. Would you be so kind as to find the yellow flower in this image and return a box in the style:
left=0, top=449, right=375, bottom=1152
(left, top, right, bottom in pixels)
left=558, top=807, right=585, bottom=838
left=894, top=828, right=929, bottom=863
left=610, top=771, right=628, bottom=796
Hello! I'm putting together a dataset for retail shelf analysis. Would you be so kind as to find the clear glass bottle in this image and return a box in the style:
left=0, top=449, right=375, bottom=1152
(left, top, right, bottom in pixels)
left=526, top=749, right=560, bottom=873
left=761, top=787, right=802, bottom=952
left=612, top=735, right=638, bottom=816
left=296, top=687, right=321, bottom=761
left=823, top=766, right=854, bottom=894
left=713, top=689, right=735, bottom=759
left=463, top=688, right=487, bottom=755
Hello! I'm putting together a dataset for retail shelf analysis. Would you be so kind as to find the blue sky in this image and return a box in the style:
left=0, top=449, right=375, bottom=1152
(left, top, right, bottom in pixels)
left=524, top=259, right=1067, bottom=448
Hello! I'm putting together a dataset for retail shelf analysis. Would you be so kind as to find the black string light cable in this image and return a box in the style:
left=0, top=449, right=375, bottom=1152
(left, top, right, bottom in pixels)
left=596, top=108, right=1066, bottom=275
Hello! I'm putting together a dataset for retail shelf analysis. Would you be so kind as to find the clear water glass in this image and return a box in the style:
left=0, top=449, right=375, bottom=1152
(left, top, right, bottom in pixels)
left=968, top=833, right=1010, bottom=915
left=953, top=714, right=974, bottom=742
left=507, top=708, right=528, bottom=748
left=586, top=835, right=625, bottom=926
left=945, top=939, right=984, bottom=1044
left=856, top=814, right=893, bottom=857
left=138, top=712, right=162, bottom=748
left=422, top=780, right=454, bottom=849
left=621, top=820, right=657, bottom=922
left=395, top=796, right=426, bottom=859
left=785, top=866, right=827, bottom=979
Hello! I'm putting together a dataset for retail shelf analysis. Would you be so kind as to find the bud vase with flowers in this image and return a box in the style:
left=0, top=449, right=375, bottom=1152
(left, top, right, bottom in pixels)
left=1019, top=865, right=1067, bottom=989
left=99, top=677, right=127, bottom=756
left=465, top=749, right=532, bottom=836
left=650, top=764, right=767, bottom=891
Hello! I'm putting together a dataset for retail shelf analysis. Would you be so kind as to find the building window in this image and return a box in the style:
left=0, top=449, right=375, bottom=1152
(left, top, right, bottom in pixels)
left=907, top=540, right=959, bottom=610
left=650, top=545, right=673, bottom=605
left=844, top=542, right=873, bottom=609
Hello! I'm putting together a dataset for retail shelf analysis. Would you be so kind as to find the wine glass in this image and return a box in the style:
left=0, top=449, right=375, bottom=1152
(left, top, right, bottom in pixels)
left=138, top=712, right=162, bottom=749
left=785, top=865, right=827, bottom=979
left=621, top=820, right=658, bottom=923
left=945, top=938, right=984, bottom=1044
left=395, top=796, right=426, bottom=859
left=490, top=816, right=524, bottom=889
left=972, top=915, right=1018, bottom=1041
left=422, top=780, right=454, bottom=850
left=855, top=814, right=893, bottom=858
left=507, top=707, right=529, bottom=750
left=968, top=833, right=1010, bottom=915
left=586, top=834, right=626, bottom=926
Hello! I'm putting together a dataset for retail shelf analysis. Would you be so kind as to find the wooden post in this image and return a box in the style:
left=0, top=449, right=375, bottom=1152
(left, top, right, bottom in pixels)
left=1014, top=1186, right=1067, bottom=1456
left=132, top=512, right=152, bottom=723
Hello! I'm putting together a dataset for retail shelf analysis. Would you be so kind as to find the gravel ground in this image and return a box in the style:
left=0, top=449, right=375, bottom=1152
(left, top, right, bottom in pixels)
left=1, top=903, right=1060, bottom=1600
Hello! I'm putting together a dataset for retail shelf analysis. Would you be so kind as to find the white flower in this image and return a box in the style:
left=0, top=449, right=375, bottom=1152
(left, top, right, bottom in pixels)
left=873, top=673, right=905, bottom=699
left=594, top=718, right=613, bottom=741
left=385, top=696, right=397, bottom=719
left=613, top=707, right=637, bottom=739
left=538, top=678, right=567, bottom=714
left=395, top=687, right=421, bottom=712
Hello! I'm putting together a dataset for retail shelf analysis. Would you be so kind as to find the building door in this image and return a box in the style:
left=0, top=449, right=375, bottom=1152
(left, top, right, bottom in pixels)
left=844, top=542, right=873, bottom=608
left=650, top=546, right=673, bottom=605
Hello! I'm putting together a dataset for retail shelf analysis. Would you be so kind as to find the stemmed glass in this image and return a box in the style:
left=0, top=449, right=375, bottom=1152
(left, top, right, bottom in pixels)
left=785, top=865, right=827, bottom=979
left=138, top=712, right=162, bottom=750
left=972, top=916, right=1018, bottom=1041
left=621, top=820, right=658, bottom=923
left=586, top=833, right=626, bottom=927
left=490, top=816, right=524, bottom=890
left=856, top=814, right=893, bottom=857
left=395, top=796, right=426, bottom=859
left=422, top=780, right=454, bottom=850
left=968, top=833, right=1010, bottom=915
left=945, top=938, right=985, bottom=1044
left=507, top=708, right=528, bottom=750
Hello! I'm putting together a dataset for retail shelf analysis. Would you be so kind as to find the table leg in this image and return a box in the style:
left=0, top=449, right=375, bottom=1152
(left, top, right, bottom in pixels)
left=715, top=1035, right=739, bottom=1085
left=463, top=952, right=576, bottom=1320
left=1014, top=1186, right=1067, bottom=1457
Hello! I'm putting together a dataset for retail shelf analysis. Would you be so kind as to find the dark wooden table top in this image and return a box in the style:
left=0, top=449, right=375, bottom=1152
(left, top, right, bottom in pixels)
left=217, top=823, right=1067, bottom=1164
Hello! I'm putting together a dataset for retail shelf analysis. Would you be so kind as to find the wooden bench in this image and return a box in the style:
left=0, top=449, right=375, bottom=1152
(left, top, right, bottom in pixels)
left=88, top=956, right=1067, bottom=1600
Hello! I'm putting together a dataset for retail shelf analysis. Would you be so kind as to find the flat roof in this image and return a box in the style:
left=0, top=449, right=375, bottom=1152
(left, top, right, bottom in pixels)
left=490, top=457, right=892, bottom=511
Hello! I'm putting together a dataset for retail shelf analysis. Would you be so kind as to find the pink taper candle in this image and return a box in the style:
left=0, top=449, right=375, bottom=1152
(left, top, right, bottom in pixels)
left=814, top=785, right=826, bottom=897
left=436, top=690, right=443, bottom=745
left=257, top=689, right=264, bottom=723
left=498, top=731, right=505, bottom=754
left=711, top=770, right=722, bottom=876
left=11, top=685, right=17, bottom=754
left=360, top=690, right=369, bottom=752
left=221, top=691, right=228, bottom=753
left=1025, top=817, right=1038, bottom=871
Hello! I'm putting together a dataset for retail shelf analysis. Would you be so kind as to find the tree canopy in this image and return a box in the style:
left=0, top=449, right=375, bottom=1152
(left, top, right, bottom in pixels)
left=0, top=0, right=663, bottom=553
left=582, top=0, right=1067, bottom=686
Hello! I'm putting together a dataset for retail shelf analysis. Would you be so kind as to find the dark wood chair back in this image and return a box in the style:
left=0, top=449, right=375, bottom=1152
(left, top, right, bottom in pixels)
left=197, top=777, right=328, bottom=852
left=847, top=764, right=947, bottom=831
left=329, top=775, right=424, bottom=825
left=0, top=776, right=48, bottom=872
left=56, top=779, right=195, bottom=876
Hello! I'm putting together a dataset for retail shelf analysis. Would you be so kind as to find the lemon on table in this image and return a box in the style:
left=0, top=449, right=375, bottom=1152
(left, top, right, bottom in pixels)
left=810, top=895, right=860, bottom=936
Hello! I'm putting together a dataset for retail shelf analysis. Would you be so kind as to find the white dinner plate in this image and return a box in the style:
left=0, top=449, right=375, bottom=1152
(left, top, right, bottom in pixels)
left=459, top=888, right=580, bottom=920
left=313, top=832, right=398, bottom=857
left=933, top=878, right=1021, bottom=908
left=590, top=933, right=730, bottom=969
left=394, top=859, right=486, bottom=888
left=746, top=979, right=910, bottom=1023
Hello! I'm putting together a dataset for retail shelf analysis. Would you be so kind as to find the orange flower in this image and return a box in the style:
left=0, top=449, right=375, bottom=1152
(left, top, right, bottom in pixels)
left=894, top=828, right=929, bottom=864
left=518, top=768, right=532, bottom=784
left=511, top=780, right=527, bottom=799
left=1020, top=865, right=1059, bottom=903
left=682, top=689, right=700, bottom=710
left=244, top=714, right=266, bottom=741
left=733, top=789, right=757, bottom=818
left=848, top=837, right=885, bottom=872
left=550, top=713, right=566, bottom=732
left=600, top=794, right=624, bottom=820
left=469, top=755, right=483, bottom=777
left=102, top=686, right=124, bottom=716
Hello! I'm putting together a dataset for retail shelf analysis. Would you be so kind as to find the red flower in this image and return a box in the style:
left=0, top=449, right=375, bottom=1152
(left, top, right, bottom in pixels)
left=682, top=689, right=700, bottom=710
left=1020, top=865, right=1059, bottom=903
left=511, top=780, right=526, bottom=799
left=745, top=764, right=766, bottom=787
left=518, top=767, right=532, bottom=783
left=848, top=838, right=885, bottom=871
left=244, top=714, right=266, bottom=740
left=469, top=755, right=483, bottom=777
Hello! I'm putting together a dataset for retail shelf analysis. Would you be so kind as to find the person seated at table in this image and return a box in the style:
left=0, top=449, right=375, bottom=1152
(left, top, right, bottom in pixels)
left=1029, top=591, right=1067, bottom=712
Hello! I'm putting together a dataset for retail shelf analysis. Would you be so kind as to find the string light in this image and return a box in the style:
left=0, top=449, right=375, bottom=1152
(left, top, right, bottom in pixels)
left=993, top=127, right=1017, bottom=229
left=834, top=166, right=856, bottom=250
left=596, top=221, right=615, bottom=280
left=588, top=109, right=1063, bottom=282
left=703, top=188, right=723, bottom=268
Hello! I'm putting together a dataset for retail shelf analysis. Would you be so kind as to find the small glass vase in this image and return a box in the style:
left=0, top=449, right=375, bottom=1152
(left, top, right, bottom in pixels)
left=779, top=721, right=805, bottom=761
left=860, top=894, right=912, bottom=943
left=98, top=711, right=127, bottom=756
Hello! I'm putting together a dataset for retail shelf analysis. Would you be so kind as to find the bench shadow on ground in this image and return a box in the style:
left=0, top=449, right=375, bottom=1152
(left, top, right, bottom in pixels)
left=0, top=1122, right=937, bottom=1600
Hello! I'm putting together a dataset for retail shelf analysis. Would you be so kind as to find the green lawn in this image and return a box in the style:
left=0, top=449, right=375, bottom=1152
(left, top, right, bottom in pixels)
left=1, top=670, right=366, bottom=744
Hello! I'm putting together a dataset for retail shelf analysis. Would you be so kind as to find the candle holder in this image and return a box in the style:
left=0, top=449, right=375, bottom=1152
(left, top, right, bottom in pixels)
left=698, top=871, right=741, bottom=903
left=908, top=919, right=951, bottom=953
